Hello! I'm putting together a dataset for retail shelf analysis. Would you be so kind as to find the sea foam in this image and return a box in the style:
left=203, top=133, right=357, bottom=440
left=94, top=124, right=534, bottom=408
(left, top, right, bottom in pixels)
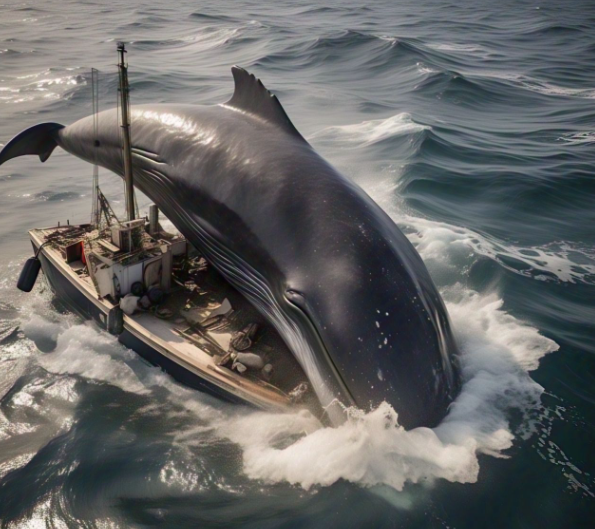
left=209, top=286, right=557, bottom=492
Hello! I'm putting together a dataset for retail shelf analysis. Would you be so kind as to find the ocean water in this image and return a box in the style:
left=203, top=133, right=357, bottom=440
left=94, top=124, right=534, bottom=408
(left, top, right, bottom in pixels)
left=0, top=0, right=594, bottom=527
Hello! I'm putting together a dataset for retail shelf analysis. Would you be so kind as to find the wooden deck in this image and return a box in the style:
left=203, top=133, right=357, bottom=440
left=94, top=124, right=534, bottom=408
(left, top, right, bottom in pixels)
left=30, top=226, right=295, bottom=411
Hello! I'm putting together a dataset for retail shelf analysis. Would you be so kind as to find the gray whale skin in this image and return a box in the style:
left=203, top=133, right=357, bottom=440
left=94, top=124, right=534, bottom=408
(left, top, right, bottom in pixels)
left=0, top=66, right=461, bottom=428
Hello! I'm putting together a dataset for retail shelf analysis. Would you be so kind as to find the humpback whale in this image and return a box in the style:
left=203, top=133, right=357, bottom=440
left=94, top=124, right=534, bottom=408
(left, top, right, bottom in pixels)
left=0, top=66, right=460, bottom=428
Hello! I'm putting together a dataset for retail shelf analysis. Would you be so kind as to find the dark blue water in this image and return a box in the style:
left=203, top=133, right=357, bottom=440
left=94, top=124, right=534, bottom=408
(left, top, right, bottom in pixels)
left=0, top=1, right=594, bottom=527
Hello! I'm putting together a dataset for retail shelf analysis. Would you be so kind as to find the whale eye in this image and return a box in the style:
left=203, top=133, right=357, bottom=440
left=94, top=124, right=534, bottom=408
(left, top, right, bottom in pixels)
left=94, top=140, right=101, bottom=147
left=285, top=289, right=306, bottom=308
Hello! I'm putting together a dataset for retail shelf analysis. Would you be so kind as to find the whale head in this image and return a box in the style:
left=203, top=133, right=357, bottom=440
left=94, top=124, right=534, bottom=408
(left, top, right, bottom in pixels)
left=277, top=179, right=462, bottom=428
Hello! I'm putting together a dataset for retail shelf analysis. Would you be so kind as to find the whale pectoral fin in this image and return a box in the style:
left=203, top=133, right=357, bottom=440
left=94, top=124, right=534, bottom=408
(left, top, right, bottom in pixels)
left=224, top=66, right=307, bottom=142
left=0, top=122, right=65, bottom=166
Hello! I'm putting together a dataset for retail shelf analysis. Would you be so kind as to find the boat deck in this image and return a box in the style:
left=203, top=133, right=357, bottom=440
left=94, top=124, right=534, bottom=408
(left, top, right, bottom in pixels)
left=30, top=225, right=317, bottom=413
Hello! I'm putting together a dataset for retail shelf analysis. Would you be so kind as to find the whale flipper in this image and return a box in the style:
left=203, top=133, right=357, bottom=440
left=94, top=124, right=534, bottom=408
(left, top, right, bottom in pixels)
left=0, top=122, right=64, bottom=166
left=224, top=66, right=306, bottom=141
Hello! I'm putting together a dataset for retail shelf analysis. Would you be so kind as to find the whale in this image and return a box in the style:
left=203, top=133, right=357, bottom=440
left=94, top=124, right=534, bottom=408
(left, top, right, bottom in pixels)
left=0, top=66, right=461, bottom=428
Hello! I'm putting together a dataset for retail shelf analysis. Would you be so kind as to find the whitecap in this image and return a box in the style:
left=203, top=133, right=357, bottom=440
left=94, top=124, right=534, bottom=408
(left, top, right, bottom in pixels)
left=558, top=131, right=595, bottom=145
left=416, top=61, right=438, bottom=75
left=476, top=70, right=595, bottom=99
left=426, top=41, right=491, bottom=58
left=402, top=215, right=595, bottom=285
left=310, top=113, right=428, bottom=147
left=180, top=26, right=242, bottom=51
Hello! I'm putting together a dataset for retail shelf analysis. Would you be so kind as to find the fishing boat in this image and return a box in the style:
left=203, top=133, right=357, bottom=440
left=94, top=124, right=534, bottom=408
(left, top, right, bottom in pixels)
left=16, top=44, right=318, bottom=416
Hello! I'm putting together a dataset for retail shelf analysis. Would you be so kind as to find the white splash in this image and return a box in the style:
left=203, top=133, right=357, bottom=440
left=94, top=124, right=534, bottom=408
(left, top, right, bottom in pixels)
left=23, top=315, right=147, bottom=394
left=209, top=285, right=557, bottom=491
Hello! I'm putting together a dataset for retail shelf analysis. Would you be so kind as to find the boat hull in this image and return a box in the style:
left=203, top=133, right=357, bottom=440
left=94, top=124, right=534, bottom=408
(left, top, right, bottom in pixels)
left=34, top=241, right=251, bottom=407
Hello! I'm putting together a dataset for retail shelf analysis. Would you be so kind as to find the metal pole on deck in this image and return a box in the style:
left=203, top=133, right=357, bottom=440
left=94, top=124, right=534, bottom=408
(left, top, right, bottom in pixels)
left=117, top=42, right=135, bottom=222
left=91, top=68, right=100, bottom=228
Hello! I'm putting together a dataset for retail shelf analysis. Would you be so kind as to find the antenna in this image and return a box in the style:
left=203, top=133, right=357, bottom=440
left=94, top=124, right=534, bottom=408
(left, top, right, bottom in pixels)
left=117, top=42, right=135, bottom=222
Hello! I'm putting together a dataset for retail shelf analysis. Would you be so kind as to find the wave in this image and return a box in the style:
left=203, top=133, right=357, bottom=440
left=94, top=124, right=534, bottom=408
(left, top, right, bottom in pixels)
left=415, top=68, right=569, bottom=107
left=309, top=113, right=429, bottom=163
left=0, top=49, right=24, bottom=56
left=254, top=31, right=437, bottom=75
left=518, top=79, right=595, bottom=99
left=34, top=191, right=81, bottom=202
left=310, top=113, right=428, bottom=147
left=188, top=12, right=237, bottom=22
left=478, top=71, right=595, bottom=99
left=286, top=6, right=372, bottom=16
left=359, top=158, right=595, bottom=286
left=523, top=22, right=591, bottom=37
left=425, top=41, right=493, bottom=59
left=315, top=111, right=594, bottom=252
left=0, top=67, right=86, bottom=105
left=558, top=131, right=595, bottom=145
left=403, top=215, right=595, bottom=286
left=131, top=24, right=255, bottom=53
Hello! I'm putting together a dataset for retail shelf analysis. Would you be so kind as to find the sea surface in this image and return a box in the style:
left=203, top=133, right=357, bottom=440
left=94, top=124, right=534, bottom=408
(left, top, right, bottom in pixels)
left=0, top=0, right=594, bottom=527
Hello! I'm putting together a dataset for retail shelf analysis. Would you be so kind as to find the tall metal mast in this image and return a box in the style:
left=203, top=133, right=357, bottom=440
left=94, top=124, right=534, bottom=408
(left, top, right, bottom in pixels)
left=90, top=67, right=100, bottom=227
left=117, top=42, right=135, bottom=222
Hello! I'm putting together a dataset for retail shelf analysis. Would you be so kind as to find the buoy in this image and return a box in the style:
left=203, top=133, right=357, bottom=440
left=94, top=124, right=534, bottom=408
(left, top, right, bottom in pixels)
left=147, top=287, right=164, bottom=304
left=17, top=257, right=41, bottom=292
left=130, top=281, right=144, bottom=296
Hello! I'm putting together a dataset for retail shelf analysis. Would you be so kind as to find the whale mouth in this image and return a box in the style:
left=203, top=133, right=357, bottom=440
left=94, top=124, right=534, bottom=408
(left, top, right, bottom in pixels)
left=284, top=288, right=356, bottom=411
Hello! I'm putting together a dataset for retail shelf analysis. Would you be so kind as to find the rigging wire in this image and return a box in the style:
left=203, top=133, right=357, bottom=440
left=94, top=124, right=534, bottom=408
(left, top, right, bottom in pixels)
left=90, top=67, right=121, bottom=231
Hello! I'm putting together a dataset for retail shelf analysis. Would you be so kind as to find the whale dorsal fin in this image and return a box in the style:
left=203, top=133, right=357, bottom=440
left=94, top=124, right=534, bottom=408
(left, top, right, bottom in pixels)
left=224, top=66, right=306, bottom=141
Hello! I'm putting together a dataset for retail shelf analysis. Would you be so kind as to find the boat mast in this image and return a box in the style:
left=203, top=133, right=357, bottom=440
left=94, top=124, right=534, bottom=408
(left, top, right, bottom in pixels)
left=90, top=67, right=100, bottom=228
left=117, top=42, right=135, bottom=222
